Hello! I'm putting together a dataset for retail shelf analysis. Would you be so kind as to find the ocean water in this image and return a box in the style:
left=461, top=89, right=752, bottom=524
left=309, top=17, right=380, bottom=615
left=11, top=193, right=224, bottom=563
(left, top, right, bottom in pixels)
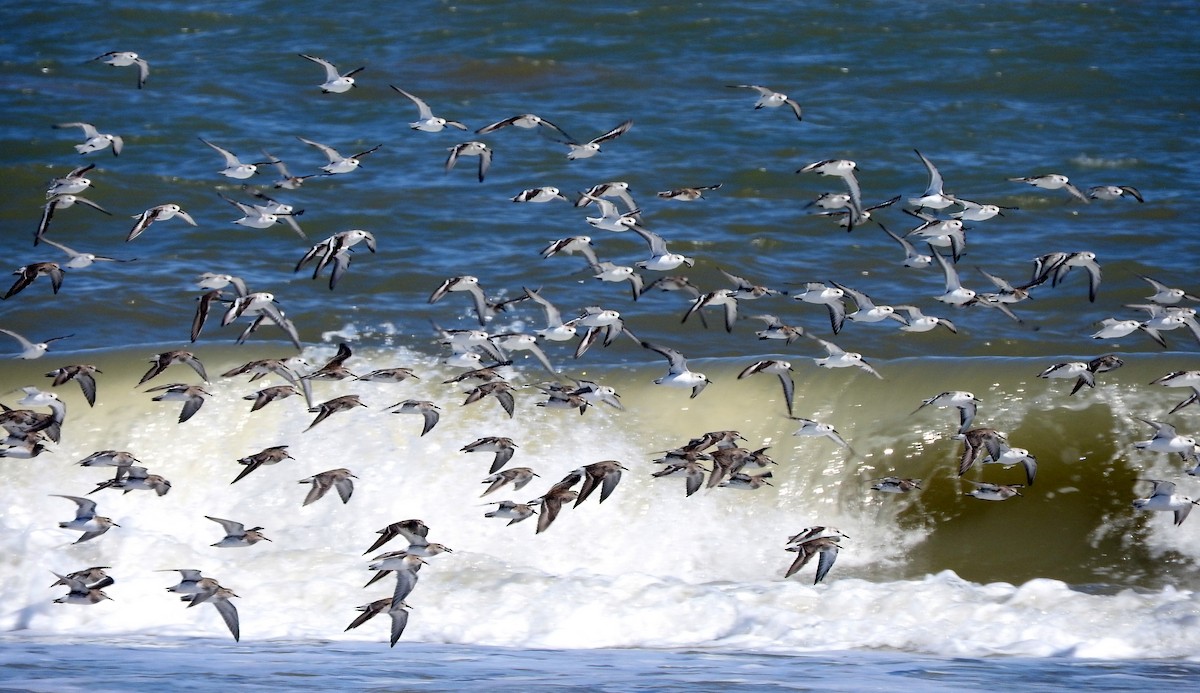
left=2, top=1, right=1200, bottom=689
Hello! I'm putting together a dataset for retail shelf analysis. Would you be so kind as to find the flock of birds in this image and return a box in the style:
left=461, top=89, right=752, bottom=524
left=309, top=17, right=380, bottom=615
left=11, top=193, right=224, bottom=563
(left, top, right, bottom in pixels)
left=3, top=49, right=1198, bottom=646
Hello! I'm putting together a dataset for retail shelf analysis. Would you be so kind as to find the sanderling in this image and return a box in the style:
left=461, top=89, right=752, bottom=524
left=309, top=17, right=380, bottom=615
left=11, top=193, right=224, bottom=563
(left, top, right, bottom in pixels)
left=306, top=394, right=367, bottom=431
left=45, top=163, right=96, bottom=198
left=792, top=282, right=848, bottom=334
left=363, top=519, right=429, bottom=555
left=738, top=360, right=795, bottom=417
left=909, top=149, right=955, bottom=210
left=52, top=573, right=112, bottom=605
left=683, top=289, right=738, bottom=332
left=231, top=445, right=294, bottom=484
left=477, top=112, right=571, bottom=140
left=52, top=495, right=118, bottom=543
left=962, top=480, right=1023, bottom=501
left=39, top=238, right=132, bottom=270
left=931, top=249, right=977, bottom=306
left=296, top=136, right=381, bottom=175
left=1133, top=417, right=1197, bottom=454
left=90, top=465, right=171, bottom=496
left=1009, top=173, right=1088, bottom=203
left=954, top=428, right=1008, bottom=477
left=146, top=383, right=210, bottom=423
left=299, top=468, right=357, bottom=506
left=657, top=183, right=722, bottom=201
left=533, top=479, right=580, bottom=534
left=4, top=263, right=65, bottom=300
left=481, top=467, right=538, bottom=497
left=565, top=119, right=633, bottom=160
left=127, top=204, right=196, bottom=242
left=462, top=381, right=517, bottom=418
left=1087, top=185, right=1143, bottom=202
left=389, top=399, right=442, bottom=436
left=809, top=337, right=883, bottom=379
left=790, top=416, right=854, bottom=453
left=573, top=460, right=627, bottom=506
left=641, top=341, right=710, bottom=398
left=913, top=391, right=980, bottom=434
left=871, top=477, right=921, bottom=493
left=784, top=531, right=843, bottom=583
left=1139, top=275, right=1198, bottom=305
left=345, top=597, right=412, bottom=647
left=205, top=515, right=270, bottom=547
left=299, top=53, right=363, bottom=93
left=576, top=181, right=637, bottom=211
left=199, top=138, right=270, bottom=179
left=1132, top=479, right=1198, bottom=526
left=45, top=364, right=101, bottom=406
left=138, top=350, right=208, bottom=386
left=727, top=84, right=803, bottom=120
left=880, top=223, right=933, bottom=268
left=832, top=282, right=907, bottom=326
left=751, top=314, right=804, bottom=344
left=54, top=122, right=123, bottom=156
left=894, top=305, right=957, bottom=334
left=512, top=186, right=567, bottom=203
left=445, top=141, right=492, bottom=182
left=484, top=500, right=537, bottom=525
left=37, top=194, right=111, bottom=245
left=92, top=51, right=148, bottom=88
left=390, top=85, right=467, bottom=131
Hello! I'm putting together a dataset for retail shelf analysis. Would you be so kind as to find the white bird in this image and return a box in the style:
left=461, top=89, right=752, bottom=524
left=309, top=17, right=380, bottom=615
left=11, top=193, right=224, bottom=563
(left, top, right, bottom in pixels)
left=512, top=186, right=567, bottom=203
left=790, top=416, right=853, bottom=452
left=391, top=85, right=467, bottom=131
left=726, top=84, right=803, bottom=120
left=299, top=53, right=364, bottom=93
left=631, top=226, right=694, bottom=271
left=1133, top=417, right=1197, bottom=454
left=792, top=282, right=848, bottom=334
left=44, top=163, right=96, bottom=198
left=909, top=149, right=955, bottom=210
left=54, top=122, right=123, bottom=156
left=0, top=328, right=71, bottom=359
left=641, top=340, right=709, bottom=398
left=52, top=495, right=118, bottom=543
left=1009, top=173, right=1088, bottom=203
left=738, top=359, right=795, bottom=416
left=92, top=51, right=149, bottom=88
left=1132, top=479, right=1199, bottom=526
left=445, top=141, right=492, bottom=182
left=894, top=305, right=957, bottom=334
left=962, top=480, right=1024, bottom=501
left=477, top=113, right=571, bottom=140
left=912, top=391, right=980, bottom=433
left=36, top=193, right=114, bottom=244
left=809, top=337, right=882, bottom=379
left=797, top=159, right=862, bottom=224
left=1087, top=185, right=1143, bottom=203
left=127, top=204, right=197, bottom=242
left=199, top=138, right=269, bottom=179
left=931, top=249, right=977, bottom=306
left=297, top=136, right=381, bottom=175
left=582, top=194, right=643, bottom=233
left=1138, top=275, right=1198, bottom=305
left=880, top=223, right=932, bottom=268
left=206, top=515, right=271, bottom=547
left=565, top=119, right=633, bottom=159
left=146, top=383, right=211, bottom=423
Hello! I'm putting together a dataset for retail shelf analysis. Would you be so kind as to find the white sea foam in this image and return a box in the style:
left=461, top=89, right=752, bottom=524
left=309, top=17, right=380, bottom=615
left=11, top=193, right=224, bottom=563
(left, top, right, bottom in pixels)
left=1, top=344, right=1197, bottom=659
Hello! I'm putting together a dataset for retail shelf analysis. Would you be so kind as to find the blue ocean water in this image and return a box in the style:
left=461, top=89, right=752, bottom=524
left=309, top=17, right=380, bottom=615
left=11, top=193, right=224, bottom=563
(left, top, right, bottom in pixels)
left=2, top=1, right=1200, bottom=689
